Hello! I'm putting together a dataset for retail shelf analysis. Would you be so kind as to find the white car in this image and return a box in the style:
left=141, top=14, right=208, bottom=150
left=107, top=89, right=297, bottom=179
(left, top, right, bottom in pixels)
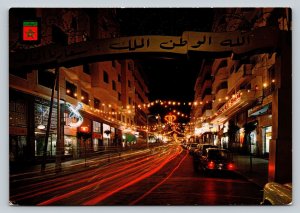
left=261, top=182, right=292, bottom=205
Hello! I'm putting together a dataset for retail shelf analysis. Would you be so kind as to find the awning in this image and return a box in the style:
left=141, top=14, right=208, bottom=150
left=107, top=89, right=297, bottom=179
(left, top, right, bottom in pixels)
left=123, top=133, right=136, bottom=142
left=248, top=104, right=271, bottom=117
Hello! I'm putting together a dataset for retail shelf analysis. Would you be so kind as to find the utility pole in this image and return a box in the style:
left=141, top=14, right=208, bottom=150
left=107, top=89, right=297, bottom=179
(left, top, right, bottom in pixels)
left=41, top=67, right=59, bottom=173
left=55, top=67, right=62, bottom=173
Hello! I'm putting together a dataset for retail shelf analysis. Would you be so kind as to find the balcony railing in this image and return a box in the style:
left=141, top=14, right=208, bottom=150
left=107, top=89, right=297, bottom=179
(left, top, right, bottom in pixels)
left=263, top=84, right=275, bottom=98
left=227, top=64, right=253, bottom=93
left=212, top=88, right=227, bottom=111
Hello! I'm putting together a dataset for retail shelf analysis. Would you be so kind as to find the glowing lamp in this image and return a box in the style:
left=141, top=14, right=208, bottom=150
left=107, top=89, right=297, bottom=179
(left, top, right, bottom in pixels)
left=37, top=124, right=45, bottom=130
left=80, top=126, right=89, bottom=133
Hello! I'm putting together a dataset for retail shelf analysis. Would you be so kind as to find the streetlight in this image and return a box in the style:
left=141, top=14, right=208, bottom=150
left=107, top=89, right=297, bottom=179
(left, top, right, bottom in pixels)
left=146, top=114, right=160, bottom=149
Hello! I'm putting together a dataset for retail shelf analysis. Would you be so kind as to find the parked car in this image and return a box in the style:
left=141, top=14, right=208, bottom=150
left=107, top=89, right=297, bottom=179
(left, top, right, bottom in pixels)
left=188, top=143, right=198, bottom=154
left=194, top=148, right=235, bottom=173
left=261, top=182, right=292, bottom=205
left=193, top=144, right=218, bottom=157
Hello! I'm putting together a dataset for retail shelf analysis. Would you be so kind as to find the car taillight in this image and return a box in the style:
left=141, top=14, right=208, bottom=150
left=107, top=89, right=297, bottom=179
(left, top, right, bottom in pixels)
left=227, top=163, right=235, bottom=170
left=207, top=161, right=215, bottom=169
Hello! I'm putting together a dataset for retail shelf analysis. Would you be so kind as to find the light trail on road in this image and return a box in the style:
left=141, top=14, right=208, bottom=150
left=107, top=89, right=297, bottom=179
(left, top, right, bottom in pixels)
left=10, top=144, right=182, bottom=205
left=130, top=150, right=188, bottom=205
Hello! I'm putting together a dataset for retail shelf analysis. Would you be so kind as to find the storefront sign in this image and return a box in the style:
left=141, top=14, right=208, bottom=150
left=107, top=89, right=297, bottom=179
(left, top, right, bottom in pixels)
left=216, top=92, right=242, bottom=116
left=92, top=132, right=102, bottom=139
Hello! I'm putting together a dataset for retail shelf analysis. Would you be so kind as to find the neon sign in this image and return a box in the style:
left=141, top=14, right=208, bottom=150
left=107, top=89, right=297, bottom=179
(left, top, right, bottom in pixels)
left=66, top=102, right=83, bottom=128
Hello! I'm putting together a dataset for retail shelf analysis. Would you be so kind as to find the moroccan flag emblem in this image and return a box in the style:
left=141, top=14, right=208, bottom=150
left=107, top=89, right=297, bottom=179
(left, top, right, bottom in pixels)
left=23, top=21, right=38, bottom=41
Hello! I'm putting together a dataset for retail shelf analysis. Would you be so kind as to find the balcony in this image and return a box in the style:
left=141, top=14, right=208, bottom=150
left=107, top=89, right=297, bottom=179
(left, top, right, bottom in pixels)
left=227, top=64, right=253, bottom=94
left=202, top=103, right=213, bottom=117
left=212, top=88, right=227, bottom=111
left=212, top=58, right=228, bottom=75
left=212, top=67, right=229, bottom=93
left=202, top=94, right=212, bottom=105
left=200, top=79, right=212, bottom=96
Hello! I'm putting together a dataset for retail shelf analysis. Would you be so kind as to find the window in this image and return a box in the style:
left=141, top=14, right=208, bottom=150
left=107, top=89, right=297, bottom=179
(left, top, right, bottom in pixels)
left=103, top=71, right=109, bottom=83
left=112, top=80, right=116, bottom=91
left=93, top=121, right=101, bottom=133
left=66, top=81, right=77, bottom=98
left=81, top=90, right=89, bottom=105
left=128, top=97, right=132, bottom=105
left=118, top=74, right=121, bottom=82
left=83, top=64, right=91, bottom=75
left=38, top=69, right=56, bottom=89
left=94, top=98, right=100, bottom=109
left=9, top=100, right=27, bottom=127
left=118, top=92, right=121, bottom=101
left=128, top=80, right=131, bottom=88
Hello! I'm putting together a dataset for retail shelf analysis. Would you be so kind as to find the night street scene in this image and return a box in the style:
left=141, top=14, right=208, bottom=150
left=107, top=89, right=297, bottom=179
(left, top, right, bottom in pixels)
left=9, top=8, right=292, bottom=206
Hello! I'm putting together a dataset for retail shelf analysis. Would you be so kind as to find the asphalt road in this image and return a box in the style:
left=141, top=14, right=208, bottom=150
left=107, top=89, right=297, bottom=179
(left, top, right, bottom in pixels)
left=10, top=144, right=263, bottom=206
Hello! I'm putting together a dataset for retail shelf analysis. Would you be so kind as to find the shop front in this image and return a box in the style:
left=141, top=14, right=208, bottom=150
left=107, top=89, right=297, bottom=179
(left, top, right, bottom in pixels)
left=9, top=94, right=28, bottom=163
left=34, top=97, right=58, bottom=159
left=92, top=120, right=103, bottom=152
left=103, top=123, right=111, bottom=148
left=263, top=126, right=272, bottom=156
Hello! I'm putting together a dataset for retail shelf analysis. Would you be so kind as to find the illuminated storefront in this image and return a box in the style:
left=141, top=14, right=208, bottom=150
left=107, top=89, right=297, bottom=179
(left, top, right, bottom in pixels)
left=103, top=123, right=111, bottom=147
left=263, top=126, right=272, bottom=155
left=34, top=98, right=58, bottom=157
left=221, top=122, right=229, bottom=149
left=92, top=121, right=102, bottom=151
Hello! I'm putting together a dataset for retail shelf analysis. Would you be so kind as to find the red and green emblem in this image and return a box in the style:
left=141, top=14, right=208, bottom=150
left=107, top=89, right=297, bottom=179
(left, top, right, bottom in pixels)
left=23, top=21, right=38, bottom=41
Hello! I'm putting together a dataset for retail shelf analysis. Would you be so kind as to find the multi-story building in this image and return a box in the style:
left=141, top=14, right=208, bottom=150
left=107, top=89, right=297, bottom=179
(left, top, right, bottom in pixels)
left=191, top=8, right=291, bottom=183
left=9, top=9, right=150, bottom=166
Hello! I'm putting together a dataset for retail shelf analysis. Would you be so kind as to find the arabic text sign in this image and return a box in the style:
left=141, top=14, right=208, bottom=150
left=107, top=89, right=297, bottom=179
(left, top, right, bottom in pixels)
left=10, top=27, right=280, bottom=70
left=184, top=26, right=279, bottom=54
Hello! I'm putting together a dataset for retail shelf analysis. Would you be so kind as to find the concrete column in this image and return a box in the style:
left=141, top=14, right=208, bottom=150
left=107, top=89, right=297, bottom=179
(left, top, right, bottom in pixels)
left=269, top=31, right=292, bottom=183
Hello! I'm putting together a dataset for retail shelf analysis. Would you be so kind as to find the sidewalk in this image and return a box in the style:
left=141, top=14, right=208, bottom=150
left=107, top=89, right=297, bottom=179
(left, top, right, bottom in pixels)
left=233, top=154, right=269, bottom=188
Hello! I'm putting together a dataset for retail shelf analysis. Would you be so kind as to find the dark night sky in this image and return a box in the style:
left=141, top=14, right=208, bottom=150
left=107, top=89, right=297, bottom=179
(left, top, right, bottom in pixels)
left=117, top=8, right=214, bottom=118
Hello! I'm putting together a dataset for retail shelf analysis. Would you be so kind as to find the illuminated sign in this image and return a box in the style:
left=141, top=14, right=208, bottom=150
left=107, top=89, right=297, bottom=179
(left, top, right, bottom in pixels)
left=80, top=126, right=89, bottom=133
left=215, top=92, right=242, bottom=116
left=164, top=114, right=177, bottom=124
left=66, top=102, right=83, bottom=128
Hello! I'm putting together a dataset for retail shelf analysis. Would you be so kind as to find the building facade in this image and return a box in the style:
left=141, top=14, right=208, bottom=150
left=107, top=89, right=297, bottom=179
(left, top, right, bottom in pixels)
left=9, top=9, right=150, bottom=166
left=191, top=8, right=291, bottom=183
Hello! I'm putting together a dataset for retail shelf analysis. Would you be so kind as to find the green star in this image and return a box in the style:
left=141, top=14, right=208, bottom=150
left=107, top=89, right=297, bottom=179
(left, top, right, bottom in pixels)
left=26, top=29, right=35, bottom=38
